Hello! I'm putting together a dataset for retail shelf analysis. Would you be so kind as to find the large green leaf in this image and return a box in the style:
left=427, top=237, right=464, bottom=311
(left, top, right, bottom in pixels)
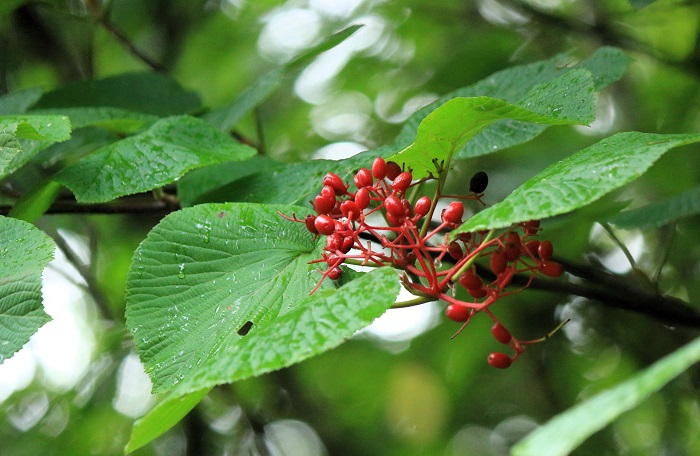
left=0, top=217, right=55, bottom=364
left=0, top=87, right=43, bottom=115
left=125, top=203, right=330, bottom=392
left=454, top=132, right=700, bottom=234
left=30, top=107, right=158, bottom=134
left=387, top=69, right=594, bottom=178
left=0, top=115, right=72, bottom=179
left=54, top=116, right=256, bottom=203
left=204, top=25, right=362, bottom=132
left=512, top=336, right=700, bottom=456
left=34, top=72, right=201, bottom=116
left=125, top=388, right=211, bottom=454
left=394, top=47, right=630, bottom=158
left=177, top=155, right=278, bottom=207
left=170, top=266, right=399, bottom=397
left=185, top=48, right=630, bottom=207
left=608, top=185, right=700, bottom=229
left=8, top=180, right=62, bottom=223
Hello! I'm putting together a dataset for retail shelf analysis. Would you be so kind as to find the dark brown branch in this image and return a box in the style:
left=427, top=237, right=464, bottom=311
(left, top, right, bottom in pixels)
left=0, top=196, right=179, bottom=216
left=85, top=0, right=166, bottom=72
left=356, top=231, right=700, bottom=328
left=41, top=224, right=115, bottom=321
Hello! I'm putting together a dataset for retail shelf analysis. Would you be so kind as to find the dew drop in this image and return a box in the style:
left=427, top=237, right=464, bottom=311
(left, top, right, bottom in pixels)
left=178, top=263, right=185, bottom=279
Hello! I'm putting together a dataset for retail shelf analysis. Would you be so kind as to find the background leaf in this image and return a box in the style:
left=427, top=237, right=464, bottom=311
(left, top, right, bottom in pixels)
left=454, top=132, right=700, bottom=234
left=0, top=87, right=43, bottom=115
left=171, top=267, right=400, bottom=397
left=125, top=203, right=334, bottom=392
left=0, top=115, right=72, bottom=179
left=125, top=388, right=211, bottom=454
left=387, top=75, right=594, bottom=179
left=33, top=72, right=201, bottom=116
left=0, top=216, right=55, bottom=364
left=177, top=155, right=278, bottom=207
left=30, top=107, right=158, bottom=134
left=512, top=336, right=700, bottom=456
left=203, top=25, right=362, bottom=132
left=394, top=47, right=631, bottom=158
left=608, top=185, right=700, bottom=228
left=8, top=180, right=62, bottom=223
left=54, top=115, right=256, bottom=203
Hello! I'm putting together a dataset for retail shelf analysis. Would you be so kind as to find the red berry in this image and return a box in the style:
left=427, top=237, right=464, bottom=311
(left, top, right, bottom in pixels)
left=372, top=157, right=387, bottom=179
left=323, top=172, right=347, bottom=195
left=314, top=214, right=336, bottom=235
left=354, top=168, right=373, bottom=189
left=490, top=252, right=507, bottom=275
left=447, top=241, right=463, bottom=260
left=384, top=194, right=404, bottom=218
left=325, top=253, right=341, bottom=266
left=355, top=187, right=370, bottom=210
left=523, top=239, right=540, bottom=256
left=305, top=215, right=318, bottom=234
left=325, top=233, right=342, bottom=251
left=446, top=304, right=471, bottom=322
left=320, top=185, right=335, bottom=199
left=386, top=212, right=403, bottom=227
left=340, top=235, right=354, bottom=253
left=327, top=267, right=342, bottom=280
left=539, top=261, right=563, bottom=277
left=467, top=287, right=487, bottom=299
left=459, top=271, right=482, bottom=290
left=441, top=201, right=464, bottom=225
left=314, top=194, right=335, bottom=215
left=456, top=232, right=472, bottom=243
left=391, top=172, right=413, bottom=193
left=491, top=322, right=512, bottom=344
left=503, top=232, right=522, bottom=262
left=414, top=196, right=431, bottom=218
left=385, top=161, right=402, bottom=180
left=523, top=220, right=540, bottom=236
left=497, top=269, right=513, bottom=289
left=487, top=352, right=512, bottom=369
left=538, top=240, right=553, bottom=261
left=340, top=200, right=361, bottom=221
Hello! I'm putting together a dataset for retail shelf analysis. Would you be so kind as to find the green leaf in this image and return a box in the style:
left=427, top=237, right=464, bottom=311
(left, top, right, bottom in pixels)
left=171, top=266, right=399, bottom=396
left=608, top=185, right=700, bottom=229
left=184, top=147, right=388, bottom=207
left=454, top=132, right=700, bottom=234
left=0, top=115, right=72, bottom=179
left=394, top=47, right=630, bottom=158
left=30, top=107, right=158, bottom=134
left=0, top=216, right=55, bottom=364
left=8, top=180, right=62, bottom=223
left=0, top=0, right=28, bottom=17
left=125, top=203, right=331, bottom=392
left=177, top=155, right=278, bottom=207
left=0, top=87, right=43, bottom=115
left=512, top=336, right=700, bottom=456
left=54, top=116, right=256, bottom=203
left=125, top=388, right=211, bottom=454
left=387, top=83, right=593, bottom=178
left=34, top=72, right=201, bottom=116
left=0, top=115, right=72, bottom=142
left=204, top=25, right=362, bottom=132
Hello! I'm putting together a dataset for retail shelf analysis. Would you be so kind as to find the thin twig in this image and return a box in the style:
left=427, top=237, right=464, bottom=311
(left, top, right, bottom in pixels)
left=41, top=224, right=115, bottom=321
left=86, top=1, right=166, bottom=72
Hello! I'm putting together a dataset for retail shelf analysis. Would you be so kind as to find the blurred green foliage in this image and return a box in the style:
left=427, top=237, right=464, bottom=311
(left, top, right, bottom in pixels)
left=1, top=1, right=699, bottom=455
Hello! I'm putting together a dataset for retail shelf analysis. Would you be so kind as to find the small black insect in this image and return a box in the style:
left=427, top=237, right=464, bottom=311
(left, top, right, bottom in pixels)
left=469, top=171, right=488, bottom=194
left=237, top=320, right=254, bottom=336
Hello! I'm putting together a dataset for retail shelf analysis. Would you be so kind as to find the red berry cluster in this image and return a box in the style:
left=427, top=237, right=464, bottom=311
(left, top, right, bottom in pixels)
left=281, top=157, right=564, bottom=368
